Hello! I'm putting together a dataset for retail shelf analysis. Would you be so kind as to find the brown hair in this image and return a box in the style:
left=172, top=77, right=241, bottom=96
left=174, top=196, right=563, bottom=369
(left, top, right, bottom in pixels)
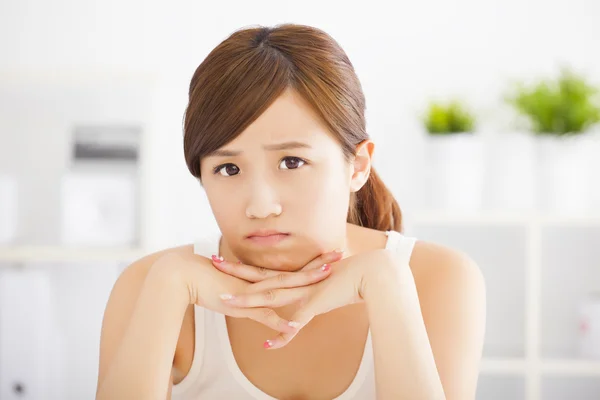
left=183, top=23, right=402, bottom=233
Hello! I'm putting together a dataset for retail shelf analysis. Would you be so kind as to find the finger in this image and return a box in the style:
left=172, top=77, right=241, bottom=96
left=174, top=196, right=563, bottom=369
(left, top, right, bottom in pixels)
left=220, top=287, right=311, bottom=308
left=299, top=249, right=345, bottom=272
left=231, top=307, right=299, bottom=334
left=246, top=264, right=331, bottom=294
left=211, top=255, right=279, bottom=282
left=264, top=309, right=315, bottom=350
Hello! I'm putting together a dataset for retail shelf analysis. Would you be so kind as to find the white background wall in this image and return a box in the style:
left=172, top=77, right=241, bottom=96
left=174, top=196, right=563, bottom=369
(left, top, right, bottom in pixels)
left=1, top=1, right=599, bottom=399
left=3, top=0, right=599, bottom=247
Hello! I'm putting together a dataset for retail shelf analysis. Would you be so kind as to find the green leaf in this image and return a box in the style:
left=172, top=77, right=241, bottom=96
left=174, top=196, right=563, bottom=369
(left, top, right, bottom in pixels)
left=505, top=67, right=600, bottom=135
left=422, top=100, right=476, bottom=135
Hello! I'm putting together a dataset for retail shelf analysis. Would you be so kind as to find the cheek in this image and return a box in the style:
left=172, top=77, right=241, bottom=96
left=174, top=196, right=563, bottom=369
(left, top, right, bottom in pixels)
left=289, top=165, right=351, bottom=218
left=204, top=184, right=240, bottom=229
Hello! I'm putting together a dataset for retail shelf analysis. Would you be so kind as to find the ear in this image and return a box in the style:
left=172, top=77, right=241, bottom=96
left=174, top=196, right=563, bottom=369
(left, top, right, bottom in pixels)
left=349, top=140, right=375, bottom=193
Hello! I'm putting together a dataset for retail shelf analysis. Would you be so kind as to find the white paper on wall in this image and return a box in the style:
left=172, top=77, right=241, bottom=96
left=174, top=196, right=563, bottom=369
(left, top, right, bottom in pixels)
left=60, top=172, right=136, bottom=246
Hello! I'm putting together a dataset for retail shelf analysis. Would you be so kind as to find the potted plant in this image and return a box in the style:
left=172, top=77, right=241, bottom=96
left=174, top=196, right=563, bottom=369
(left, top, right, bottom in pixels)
left=505, top=67, right=600, bottom=214
left=421, top=99, right=484, bottom=211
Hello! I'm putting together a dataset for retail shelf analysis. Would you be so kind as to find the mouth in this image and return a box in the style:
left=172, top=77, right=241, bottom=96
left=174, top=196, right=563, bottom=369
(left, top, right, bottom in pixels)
left=245, top=230, right=290, bottom=245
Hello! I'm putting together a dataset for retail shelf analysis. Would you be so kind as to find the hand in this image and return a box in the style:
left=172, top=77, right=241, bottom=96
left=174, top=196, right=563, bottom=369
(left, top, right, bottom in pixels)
left=153, top=248, right=344, bottom=336
left=209, top=248, right=345, bottom=308
left=213, top=248, right=394, bottom=349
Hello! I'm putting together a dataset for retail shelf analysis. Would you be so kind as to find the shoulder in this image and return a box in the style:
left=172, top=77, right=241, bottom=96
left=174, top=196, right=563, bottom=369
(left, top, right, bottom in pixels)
left=409, top=239, right=485, bottom=293
left=101, top=243, right=198, bottom=330
left=118, top=244, right=197, bottom=285
left=97, top=244, right=197, bottom=388
left=405, top=240, right=486, bottom=398
left=408, top=239, right=486, bottom=339
left=103, top=243, right=205, bottom=315
left=348, top=223, right=484, bottom=290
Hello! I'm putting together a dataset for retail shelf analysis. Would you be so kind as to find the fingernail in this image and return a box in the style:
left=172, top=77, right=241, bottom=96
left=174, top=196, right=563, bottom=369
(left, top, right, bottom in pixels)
left=219, top=294, right=234, bottom=300
left=288, top=321, right=301, bottom=328
left=263, top=340, right=274, bottom=349
left=212, top=255, right=224, bottom=263
left=321, top=264, right=331, bottom=272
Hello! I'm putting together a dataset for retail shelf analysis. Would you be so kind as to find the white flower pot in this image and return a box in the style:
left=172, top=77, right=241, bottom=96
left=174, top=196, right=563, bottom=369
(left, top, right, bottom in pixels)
left=484, top=132, right=536, bottom=211
left=426, top=133, right=484, bottom=211
left=588, top=131, right=600, bottom=211
left=536, top=133, right=596, bottom=215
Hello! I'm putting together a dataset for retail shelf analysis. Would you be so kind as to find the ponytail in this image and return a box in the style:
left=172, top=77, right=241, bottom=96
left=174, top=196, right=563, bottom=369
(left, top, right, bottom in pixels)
left=347, top=167, right=403, bottom=233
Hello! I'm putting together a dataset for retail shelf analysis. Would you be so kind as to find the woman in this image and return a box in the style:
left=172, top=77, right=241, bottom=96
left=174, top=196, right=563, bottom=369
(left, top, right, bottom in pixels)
left=96, top=23, right=486, bottom=400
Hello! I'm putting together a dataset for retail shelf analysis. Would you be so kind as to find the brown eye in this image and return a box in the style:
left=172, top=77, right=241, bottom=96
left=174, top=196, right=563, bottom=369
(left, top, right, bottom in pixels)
left=279, top=157, right=305, bottom=170
left=215, top=163, right=240, bottom=176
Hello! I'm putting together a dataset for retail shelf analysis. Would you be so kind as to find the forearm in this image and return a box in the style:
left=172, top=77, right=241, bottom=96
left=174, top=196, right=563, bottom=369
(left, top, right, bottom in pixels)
left=97, top=265, right=189, bottom=400
left=363, top=259, right=445, bottom=400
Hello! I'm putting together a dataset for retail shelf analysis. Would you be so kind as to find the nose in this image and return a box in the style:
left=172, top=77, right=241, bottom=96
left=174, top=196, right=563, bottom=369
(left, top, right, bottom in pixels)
left=245, top=180, right=282, bottom=219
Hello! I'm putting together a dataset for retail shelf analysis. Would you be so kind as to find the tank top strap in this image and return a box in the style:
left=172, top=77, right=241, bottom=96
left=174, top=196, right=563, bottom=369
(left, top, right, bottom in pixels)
left=385, top=230, right=417, bottom=266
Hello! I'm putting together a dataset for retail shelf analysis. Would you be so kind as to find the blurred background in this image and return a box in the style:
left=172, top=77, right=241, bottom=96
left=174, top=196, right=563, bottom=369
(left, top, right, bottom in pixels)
left=1, top=0, right=600, bottom=399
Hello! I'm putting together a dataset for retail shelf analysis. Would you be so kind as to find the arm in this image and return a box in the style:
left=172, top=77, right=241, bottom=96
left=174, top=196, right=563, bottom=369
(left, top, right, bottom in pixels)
left=362, top=242, right=486, bottom=400
left=95, top=253, right=189, bottom=400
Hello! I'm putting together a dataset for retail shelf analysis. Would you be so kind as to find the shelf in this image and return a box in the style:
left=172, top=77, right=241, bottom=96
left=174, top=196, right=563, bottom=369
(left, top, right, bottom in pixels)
left=478, top=358, right=600, bottom=376
left=479, top=358, right=600, bottom=376
left=480, top=358, right=527, bottom=374
left=0, top=246, right=148, bottom=264
left=409, top=211, right=600, bottom=227
left=542, top=359, right=600, bottom=376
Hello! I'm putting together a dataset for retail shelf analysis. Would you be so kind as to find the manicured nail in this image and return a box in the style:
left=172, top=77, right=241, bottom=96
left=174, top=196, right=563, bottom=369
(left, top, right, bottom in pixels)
left=219, top=294, right=234, bottom=300
left=288, top=321, right=301, bottom=328
left=212, top=255, right=224, bottom=263
left=321, top=264, right=331, bottom=272
left=263, top=340, right=274, bottom=349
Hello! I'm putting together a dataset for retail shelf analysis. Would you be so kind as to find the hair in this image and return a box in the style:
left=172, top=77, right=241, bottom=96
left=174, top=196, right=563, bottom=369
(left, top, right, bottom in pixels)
left=183, top=23, right=403, bottom=233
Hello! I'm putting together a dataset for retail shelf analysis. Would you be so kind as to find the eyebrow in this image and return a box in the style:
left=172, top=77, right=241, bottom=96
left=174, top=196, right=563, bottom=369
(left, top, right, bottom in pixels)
left=207, top=141, right=313, bottom=157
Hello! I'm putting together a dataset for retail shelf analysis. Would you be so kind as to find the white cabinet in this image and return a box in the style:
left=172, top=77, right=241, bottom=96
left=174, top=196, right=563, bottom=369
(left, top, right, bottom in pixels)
left=0, top=268, right=63, bottom=399
left=0, top=262, right=125, bottom=400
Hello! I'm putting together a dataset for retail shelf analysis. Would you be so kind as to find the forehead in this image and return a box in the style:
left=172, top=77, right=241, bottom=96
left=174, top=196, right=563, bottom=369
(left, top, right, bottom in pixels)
left=229, top=88, right=334, bottom=147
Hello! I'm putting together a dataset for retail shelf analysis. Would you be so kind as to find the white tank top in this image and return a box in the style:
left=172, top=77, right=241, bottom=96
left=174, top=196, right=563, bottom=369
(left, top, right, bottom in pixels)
left=171, top=230, right=417, bottom=400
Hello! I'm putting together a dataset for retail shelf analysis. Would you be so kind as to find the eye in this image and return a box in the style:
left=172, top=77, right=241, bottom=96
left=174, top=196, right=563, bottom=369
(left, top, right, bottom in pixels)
left=279, top=156, right=306, bottom=170
left=214, top=163, right=240, bottom=177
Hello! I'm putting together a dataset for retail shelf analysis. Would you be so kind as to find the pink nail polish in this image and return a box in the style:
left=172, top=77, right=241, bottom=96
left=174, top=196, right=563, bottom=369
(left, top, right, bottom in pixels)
left=212, top=255, right=224, bottom=263
left=321, top=264, right=330, bottom=272
left=263, top=340, right=274, bottom=349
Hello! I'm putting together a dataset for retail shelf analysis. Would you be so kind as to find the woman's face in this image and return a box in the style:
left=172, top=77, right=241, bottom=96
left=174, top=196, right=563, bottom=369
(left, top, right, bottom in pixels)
left=200, top=88, right=371, bottom=271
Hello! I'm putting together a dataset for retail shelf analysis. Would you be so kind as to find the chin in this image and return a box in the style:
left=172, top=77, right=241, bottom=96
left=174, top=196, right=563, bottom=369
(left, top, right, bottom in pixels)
left=236, top=250, right=302, bottom=272
left=235, top=238, right=324, bottom=272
